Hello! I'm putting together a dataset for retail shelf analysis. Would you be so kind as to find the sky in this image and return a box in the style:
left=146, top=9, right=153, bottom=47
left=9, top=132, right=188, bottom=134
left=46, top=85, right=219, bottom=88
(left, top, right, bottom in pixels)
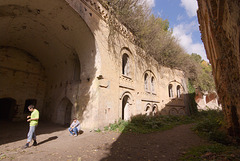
left=145, top=0, right=207, bottom=61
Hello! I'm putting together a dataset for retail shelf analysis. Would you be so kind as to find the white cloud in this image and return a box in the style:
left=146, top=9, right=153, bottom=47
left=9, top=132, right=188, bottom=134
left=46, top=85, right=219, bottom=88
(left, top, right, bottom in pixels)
left=143, top=0, right=155, bottom=8
left=173, top=21, right=208, bottom=61
left=177, top=14, right=184, bottom=21
left=180, top=0, right=198, bottom=17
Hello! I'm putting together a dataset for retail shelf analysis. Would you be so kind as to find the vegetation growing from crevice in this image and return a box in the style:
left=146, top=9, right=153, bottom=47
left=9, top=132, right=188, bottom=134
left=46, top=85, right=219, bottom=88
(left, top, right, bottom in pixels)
left=99, top=0, right=215, bottom=92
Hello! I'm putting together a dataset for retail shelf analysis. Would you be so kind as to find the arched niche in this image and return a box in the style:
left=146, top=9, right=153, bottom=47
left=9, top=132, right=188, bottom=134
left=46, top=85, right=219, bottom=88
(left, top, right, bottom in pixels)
left=121, top=47, right=133, bottom=78
left=56, top=97, right=73, bottom=126
left=120, top=91, right=133, bottom=120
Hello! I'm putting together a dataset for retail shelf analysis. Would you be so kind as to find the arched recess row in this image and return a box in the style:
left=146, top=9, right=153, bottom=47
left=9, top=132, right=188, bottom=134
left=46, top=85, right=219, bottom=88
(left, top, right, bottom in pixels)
left=143, top=70, right=157, bottom=94
left=145, top=103, right=158, bottom=116
left=168, top=80, right=185, bottom=98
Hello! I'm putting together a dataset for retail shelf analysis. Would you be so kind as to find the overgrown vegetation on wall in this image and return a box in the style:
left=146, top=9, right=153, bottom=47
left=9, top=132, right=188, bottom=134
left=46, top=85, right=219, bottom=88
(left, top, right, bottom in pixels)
left=99, top=0, right=214, bottom=92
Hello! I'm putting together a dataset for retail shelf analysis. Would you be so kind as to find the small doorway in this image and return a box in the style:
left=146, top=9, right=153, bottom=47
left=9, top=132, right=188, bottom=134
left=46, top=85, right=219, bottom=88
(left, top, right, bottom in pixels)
left=0, top=98, right=16, bottom=120
left=122, top=95, right=130, bottom=120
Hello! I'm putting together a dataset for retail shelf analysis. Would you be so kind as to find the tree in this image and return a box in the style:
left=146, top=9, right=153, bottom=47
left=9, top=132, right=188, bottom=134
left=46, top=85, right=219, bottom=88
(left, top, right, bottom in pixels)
left=190, top=54, right=215, bottom=92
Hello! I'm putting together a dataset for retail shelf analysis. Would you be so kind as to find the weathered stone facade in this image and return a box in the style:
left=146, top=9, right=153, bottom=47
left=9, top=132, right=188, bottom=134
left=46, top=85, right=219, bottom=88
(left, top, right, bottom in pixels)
left=197, top=0, right=240, bottom=136
left=0, top=0, right=189, bottom=129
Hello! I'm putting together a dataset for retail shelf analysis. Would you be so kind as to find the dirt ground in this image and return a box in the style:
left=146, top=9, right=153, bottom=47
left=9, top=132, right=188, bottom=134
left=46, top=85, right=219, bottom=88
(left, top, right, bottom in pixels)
left=0, top=121, right=206, bottom=161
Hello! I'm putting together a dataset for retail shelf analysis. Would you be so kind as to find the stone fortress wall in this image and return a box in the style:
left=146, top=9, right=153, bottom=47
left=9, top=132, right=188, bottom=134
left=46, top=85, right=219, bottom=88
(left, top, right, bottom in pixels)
left=0, top=0, right=189, bottom=129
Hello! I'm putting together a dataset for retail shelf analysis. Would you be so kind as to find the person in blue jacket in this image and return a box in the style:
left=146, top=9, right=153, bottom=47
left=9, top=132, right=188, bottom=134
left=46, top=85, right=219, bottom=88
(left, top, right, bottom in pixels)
left=68, top=118, right=81, bottom=136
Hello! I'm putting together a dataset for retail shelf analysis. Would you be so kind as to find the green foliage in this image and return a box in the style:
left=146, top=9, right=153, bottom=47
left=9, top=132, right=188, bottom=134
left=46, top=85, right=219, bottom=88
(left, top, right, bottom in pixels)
left=191, top=53, right=202, bottom=64
left=99, top=0, right=188, bottom=67
left=190, top=54, right=215, bottom=92
left=105, top=110, right=239, bottom=160
left=187, top=81, right=198, bottom=114
left=181, top=110, right=240, bottom=161
left=192, top=110, right=230, bottom=144
left=94, top=128, right=102, bottom=132
left=189, top=94, right=198, bottom=115
left=105, top=110, right=227, bottom=135
left=104, top=110, right=227, bottom=136
left=104, top=119, right=129, bottom=132
left=188, top=80, right=196, bottom=94
left=180, top=143, right=240, bottom=161
left=105, top=114, right=193, bottom=133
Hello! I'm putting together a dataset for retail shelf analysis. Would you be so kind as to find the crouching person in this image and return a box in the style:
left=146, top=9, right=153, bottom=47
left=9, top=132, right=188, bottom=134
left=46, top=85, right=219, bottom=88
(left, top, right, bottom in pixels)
left=69, top=118, right=81, bottom=136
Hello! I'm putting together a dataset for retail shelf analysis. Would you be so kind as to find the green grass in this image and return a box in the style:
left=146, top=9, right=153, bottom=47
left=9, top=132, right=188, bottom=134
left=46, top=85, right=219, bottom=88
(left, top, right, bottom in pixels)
left=104, top=110, right=240, bottom=160
left=180, top=143, right=240, bottom=161
left=94, top=128, right=102, bottom=132
left=191, top=110, right=230, bottom=144
left=104, top=114, right=194, bottom=133
left=104, top=110, right=228, bottom=142
left=181, top=109, right=240, bottom=161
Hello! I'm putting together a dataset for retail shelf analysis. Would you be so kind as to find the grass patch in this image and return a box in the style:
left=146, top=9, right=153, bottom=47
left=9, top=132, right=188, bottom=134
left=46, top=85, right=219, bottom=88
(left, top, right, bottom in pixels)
left=104, top=109, right=229, bottom=142
left=94, top=128, right=102, bottom=132
left=104, top=114, right=194, bottom=133
left=192, top=109, right=231, bottom=144
left=181, top=109, right=240, bottom=161
left=104, top=110, right=240, bottom=160
left=180, top=143, right=240, bottom=161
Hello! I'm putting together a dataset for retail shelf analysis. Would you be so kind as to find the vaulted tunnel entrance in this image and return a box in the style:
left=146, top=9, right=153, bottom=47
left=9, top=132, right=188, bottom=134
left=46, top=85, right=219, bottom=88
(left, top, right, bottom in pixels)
left=0, top=0, right=96, bottom=124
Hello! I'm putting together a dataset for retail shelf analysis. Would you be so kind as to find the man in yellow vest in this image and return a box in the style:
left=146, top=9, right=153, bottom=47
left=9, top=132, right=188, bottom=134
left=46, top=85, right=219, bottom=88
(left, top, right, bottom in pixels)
left=23, top=105, right=39, bottom=148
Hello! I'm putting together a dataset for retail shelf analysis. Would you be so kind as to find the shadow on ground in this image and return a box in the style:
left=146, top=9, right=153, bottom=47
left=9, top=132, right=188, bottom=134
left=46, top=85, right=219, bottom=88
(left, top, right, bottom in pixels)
left=37, top=136, right=58, bottom=146
left=99, top=124, right=205, bottom=161
left=0, top=121, right=66, bottom=145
